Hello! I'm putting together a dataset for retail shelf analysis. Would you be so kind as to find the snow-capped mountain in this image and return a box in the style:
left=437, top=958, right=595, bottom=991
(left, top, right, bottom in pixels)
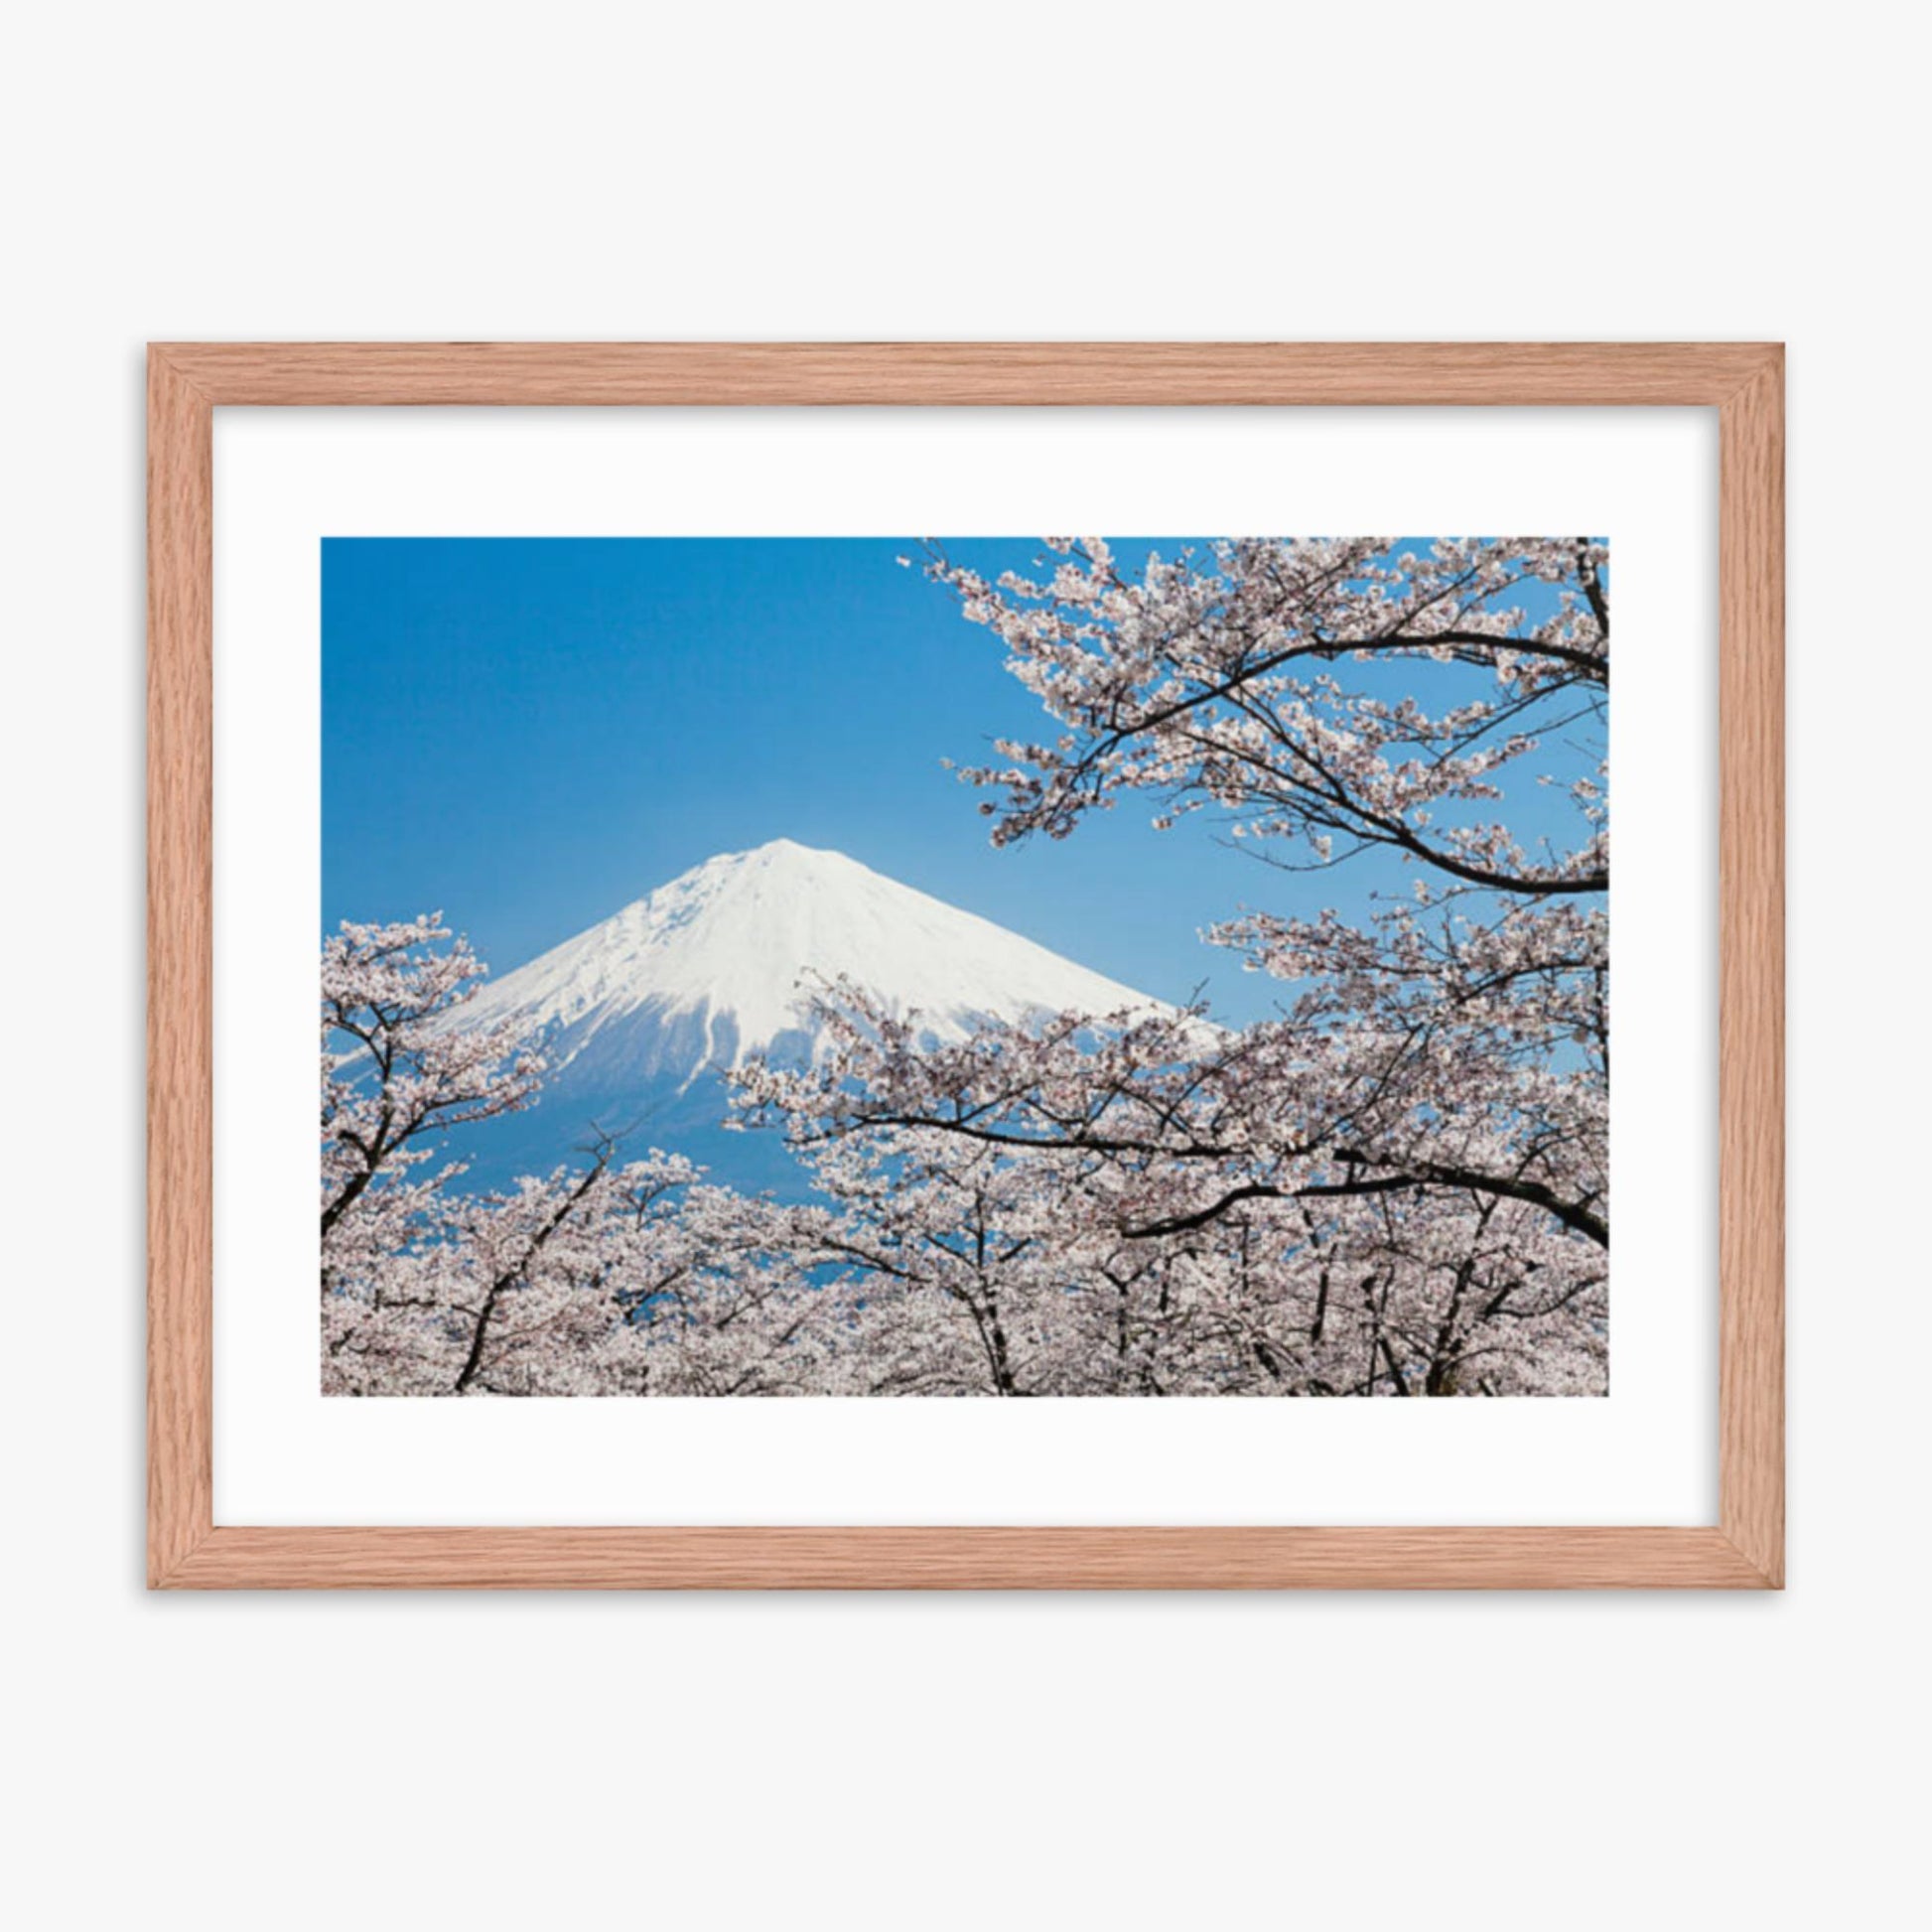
left=448, top=840, right=1161, bottom=1189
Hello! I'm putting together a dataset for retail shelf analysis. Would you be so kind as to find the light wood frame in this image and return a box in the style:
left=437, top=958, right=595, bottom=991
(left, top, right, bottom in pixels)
left=148, top=343, right=1783, bottom=1589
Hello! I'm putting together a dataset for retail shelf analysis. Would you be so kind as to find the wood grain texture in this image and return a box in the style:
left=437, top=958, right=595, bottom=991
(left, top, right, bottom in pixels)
left=147, top=349, right=214, bottom=1587
left=151, top=341, right=1771, bottom=408
left=145, top=342, right=1786, bottom=1589
left=1718, top=357, right=1787, bottom=1587
left=164, top=1526, right=1771, bottom=1590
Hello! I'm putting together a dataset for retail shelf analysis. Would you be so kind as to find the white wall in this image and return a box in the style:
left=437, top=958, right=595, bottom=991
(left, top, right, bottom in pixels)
left=4, top=5, right=1918, bottom=1925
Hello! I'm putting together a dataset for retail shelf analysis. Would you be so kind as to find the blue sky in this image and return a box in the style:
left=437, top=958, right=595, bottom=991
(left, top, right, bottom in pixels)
left=323, top=538, right=1594, bottom=1030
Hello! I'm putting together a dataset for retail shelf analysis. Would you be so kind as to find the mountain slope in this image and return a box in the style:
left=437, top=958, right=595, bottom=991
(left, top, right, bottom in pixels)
left=448, top=840, right=1162, bottom=1189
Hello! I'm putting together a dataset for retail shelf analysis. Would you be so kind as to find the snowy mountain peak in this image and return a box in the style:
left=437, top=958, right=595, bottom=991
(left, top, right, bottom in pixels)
left=457, top=842, right=1162, bottom=1093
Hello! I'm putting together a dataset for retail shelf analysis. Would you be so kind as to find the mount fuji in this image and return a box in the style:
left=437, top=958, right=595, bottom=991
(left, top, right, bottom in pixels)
left=444, top=840, right=1162, bottom=1192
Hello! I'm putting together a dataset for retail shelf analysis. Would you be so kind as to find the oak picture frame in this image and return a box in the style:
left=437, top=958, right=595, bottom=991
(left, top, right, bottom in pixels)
left=148, top=342, right=1784, bottom=1589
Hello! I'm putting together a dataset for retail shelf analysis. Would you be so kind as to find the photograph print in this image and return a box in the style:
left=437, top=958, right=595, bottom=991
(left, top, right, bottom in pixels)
left=322, top=536, right=1609, bottom=1398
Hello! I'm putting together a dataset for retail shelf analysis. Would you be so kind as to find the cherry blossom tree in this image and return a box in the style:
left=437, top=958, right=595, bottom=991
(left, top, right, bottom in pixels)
left=930, top=535, right=1606, bottom=893
left=323, top=1145, right=842, bottom=1397
left=321, top=916, right=847, bottom=1396
left=320, top=914, right=543, bottom=1291
left=738, top=537, right=1610, bottom=1395
left=733, top=974, right=1605, bottom=1396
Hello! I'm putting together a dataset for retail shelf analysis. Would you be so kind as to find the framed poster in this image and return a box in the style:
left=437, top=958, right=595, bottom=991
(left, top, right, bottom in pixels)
left=149, top=343, right=1783, bottom=1587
